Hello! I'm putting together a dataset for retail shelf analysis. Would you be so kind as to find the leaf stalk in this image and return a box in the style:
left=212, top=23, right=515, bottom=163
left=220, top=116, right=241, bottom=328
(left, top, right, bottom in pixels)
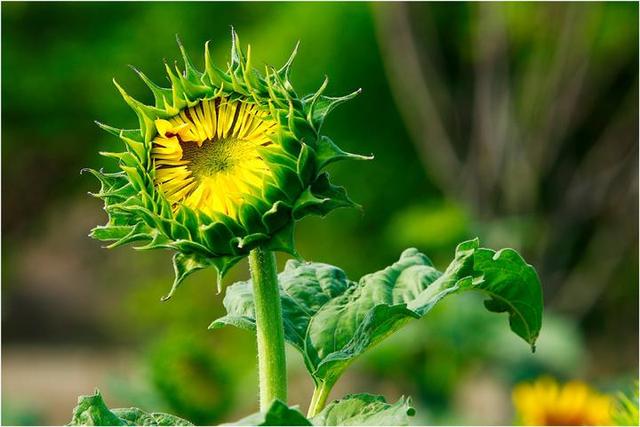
left=307, top=380, right=334, bottom=418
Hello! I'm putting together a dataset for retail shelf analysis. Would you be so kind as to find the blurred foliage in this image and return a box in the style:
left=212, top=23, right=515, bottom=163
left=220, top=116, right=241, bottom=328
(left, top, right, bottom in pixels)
left=0, top=401, right=44, bottom=426
left=2, top=2, right=637, bottom=425
left=147, top=333, right=234, bottom=425
left=385, top=201, right=470, bottom=260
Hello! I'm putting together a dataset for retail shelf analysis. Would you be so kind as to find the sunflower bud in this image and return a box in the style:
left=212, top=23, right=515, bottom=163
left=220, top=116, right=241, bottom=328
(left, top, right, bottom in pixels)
left=87, top=30, right=369, bottom=299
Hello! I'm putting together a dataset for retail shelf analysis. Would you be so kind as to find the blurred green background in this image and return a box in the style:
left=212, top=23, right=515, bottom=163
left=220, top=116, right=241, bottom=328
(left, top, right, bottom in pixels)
left=2, top=2, right=637, bottom=425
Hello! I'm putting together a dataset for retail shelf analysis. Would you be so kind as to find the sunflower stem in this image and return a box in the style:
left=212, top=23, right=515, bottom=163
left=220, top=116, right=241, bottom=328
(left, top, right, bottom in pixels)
left=249, top=247, right=288, bottom=411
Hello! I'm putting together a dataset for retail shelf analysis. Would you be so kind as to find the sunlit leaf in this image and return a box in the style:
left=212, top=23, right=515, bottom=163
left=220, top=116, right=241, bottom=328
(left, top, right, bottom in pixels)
left=225, top=400, right=311, bottom=426
left=211, top=238, right=543, bottom=390
left=68, top=390, right=192, bottom=426
left=310, top=394, right=415, bottom=426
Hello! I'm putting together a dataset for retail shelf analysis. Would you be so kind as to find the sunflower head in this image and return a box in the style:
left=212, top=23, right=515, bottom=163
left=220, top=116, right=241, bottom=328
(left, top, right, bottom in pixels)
left=513, top=377, right=614, bottom=426
left=87, top=30, right=369, bottom=299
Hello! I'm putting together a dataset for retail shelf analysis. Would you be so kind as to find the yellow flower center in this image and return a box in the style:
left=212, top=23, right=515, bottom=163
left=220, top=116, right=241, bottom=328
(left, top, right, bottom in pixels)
left=151, top=97, right=278, bottom=218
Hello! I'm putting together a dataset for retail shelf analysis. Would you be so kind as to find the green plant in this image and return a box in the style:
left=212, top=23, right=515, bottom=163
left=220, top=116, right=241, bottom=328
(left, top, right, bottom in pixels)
left=71, top=31, right=544, bottom=426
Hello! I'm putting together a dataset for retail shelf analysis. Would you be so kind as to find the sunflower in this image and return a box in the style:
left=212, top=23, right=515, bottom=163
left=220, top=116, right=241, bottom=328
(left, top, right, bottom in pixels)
left=87, top=31, right=369, bottom=298
left=513, top=377, right=614, bottom=426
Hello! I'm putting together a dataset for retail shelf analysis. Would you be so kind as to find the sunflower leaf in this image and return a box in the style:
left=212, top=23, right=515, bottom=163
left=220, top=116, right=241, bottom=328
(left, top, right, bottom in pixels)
left=225, top=400, right=311, bottom=426
left=67, top=390, right=192, bottom=426
left=211, top=238, right=542, bottom=389
left=310, top=394, right=415, bottom=426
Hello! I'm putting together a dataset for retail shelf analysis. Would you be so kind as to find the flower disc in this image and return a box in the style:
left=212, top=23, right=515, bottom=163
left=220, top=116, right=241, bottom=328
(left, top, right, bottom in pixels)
left=152, top=98, right=277, bottom=218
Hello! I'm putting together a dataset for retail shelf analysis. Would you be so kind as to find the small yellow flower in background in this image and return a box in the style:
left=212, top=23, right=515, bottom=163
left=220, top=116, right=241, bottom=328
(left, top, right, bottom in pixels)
left=513, top=377, right=613, bottom=426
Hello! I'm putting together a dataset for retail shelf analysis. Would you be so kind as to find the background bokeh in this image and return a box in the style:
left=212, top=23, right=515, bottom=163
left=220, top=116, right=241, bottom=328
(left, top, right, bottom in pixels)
left=2, top=2, right=638, bottom=425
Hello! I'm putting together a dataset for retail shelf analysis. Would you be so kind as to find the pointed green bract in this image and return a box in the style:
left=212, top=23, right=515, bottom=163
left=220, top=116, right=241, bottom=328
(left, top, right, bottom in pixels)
left=88, top=30, right=367, bottom=297
left=211, top=238, right=543, bottom=392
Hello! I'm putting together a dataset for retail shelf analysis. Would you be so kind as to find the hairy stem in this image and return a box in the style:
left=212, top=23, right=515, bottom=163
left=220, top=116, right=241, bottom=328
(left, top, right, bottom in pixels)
left=307, top=380, right=334, bottom=418
left=249, top=247, right=288, bottom=411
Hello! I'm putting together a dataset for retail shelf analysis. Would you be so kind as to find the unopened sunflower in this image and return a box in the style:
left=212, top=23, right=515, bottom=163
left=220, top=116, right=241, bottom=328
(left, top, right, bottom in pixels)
left=513, top=377, right=614, bottom=426
left=87, top=31, right=368, bottom=298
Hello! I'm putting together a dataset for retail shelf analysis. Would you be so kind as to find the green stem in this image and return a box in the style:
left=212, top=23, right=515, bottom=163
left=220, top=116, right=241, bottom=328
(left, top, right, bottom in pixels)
left=249, top=247, right=288, bottom=411
left=307, top=380, right=334, bottom=418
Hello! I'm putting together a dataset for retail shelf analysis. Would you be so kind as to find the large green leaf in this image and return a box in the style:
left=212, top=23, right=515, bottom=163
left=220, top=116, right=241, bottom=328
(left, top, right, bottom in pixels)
left=310, top=394, right=414, bottom=426
left=226, top=400, right=311, bottom=426
left=211, top=238, right=543, bottom=389
left=68, top=390, right=192, bottom=426
left=224, top=394, right=413, bottom=426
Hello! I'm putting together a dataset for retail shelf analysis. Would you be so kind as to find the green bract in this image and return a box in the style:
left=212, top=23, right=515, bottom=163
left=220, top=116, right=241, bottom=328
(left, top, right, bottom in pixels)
left=87, top=30, right=368, bottom=299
